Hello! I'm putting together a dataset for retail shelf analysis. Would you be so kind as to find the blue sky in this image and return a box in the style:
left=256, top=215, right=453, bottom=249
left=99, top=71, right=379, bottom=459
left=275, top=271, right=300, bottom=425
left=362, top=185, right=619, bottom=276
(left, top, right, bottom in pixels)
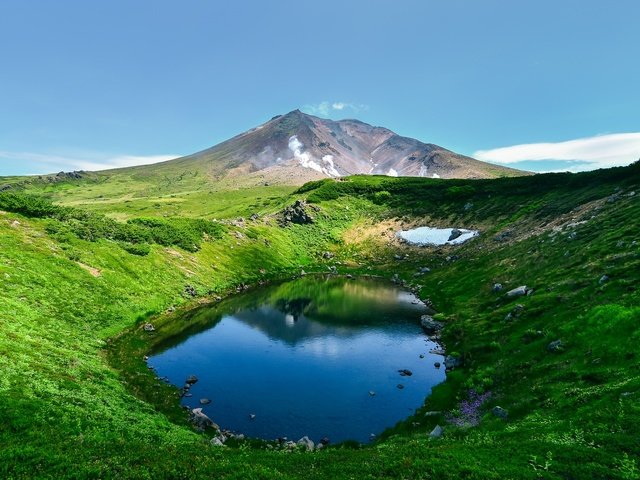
left=1, top=0, right=639, bottom=175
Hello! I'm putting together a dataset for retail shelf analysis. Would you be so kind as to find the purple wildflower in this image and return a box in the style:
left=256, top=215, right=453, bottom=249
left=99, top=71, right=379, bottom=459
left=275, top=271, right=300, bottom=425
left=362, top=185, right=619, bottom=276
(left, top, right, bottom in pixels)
left=446, top=389, right=492, bottom=428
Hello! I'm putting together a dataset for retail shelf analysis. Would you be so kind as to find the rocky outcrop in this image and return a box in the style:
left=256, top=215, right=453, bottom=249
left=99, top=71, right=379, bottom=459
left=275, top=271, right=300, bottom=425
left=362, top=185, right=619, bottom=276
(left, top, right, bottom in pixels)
left=190, top=408, right=219, bottom=431
left=420, top=315, right=444, bottom=334
left=279, top=200, right=316, bottom=226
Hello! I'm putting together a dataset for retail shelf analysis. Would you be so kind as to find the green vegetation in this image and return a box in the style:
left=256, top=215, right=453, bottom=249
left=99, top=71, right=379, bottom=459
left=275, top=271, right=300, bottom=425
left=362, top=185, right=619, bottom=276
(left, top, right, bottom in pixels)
left=1, top=163, right=639, bottom=478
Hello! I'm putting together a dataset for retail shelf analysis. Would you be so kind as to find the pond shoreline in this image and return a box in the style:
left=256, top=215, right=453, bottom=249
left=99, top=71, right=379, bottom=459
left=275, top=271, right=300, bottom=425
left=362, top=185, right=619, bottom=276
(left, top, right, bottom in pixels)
left=105, top=270, right=454, bottom=450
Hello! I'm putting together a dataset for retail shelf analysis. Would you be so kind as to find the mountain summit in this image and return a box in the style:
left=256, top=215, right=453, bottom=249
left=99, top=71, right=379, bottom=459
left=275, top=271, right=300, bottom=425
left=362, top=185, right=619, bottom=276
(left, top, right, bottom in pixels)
left=167, top=110, right=526, bottom=184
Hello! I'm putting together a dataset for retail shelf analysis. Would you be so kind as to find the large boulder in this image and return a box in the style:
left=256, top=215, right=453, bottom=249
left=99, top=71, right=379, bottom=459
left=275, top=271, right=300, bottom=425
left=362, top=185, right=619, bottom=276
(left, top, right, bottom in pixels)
left=279, top=200, right=315, bottom=226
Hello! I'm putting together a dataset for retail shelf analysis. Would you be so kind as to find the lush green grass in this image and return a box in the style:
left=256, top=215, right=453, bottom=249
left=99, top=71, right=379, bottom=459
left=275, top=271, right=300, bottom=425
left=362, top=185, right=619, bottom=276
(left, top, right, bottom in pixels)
left=1, top=164, right=639, bottom=479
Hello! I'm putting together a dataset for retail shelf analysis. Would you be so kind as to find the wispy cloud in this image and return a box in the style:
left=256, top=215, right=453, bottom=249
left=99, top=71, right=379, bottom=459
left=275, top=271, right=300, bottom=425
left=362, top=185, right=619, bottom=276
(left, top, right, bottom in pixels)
left=474, top=132, right=640, bottom=172
left=0, top=151, right=180, bottom=175
left=302, top=101, right=368, bottom=118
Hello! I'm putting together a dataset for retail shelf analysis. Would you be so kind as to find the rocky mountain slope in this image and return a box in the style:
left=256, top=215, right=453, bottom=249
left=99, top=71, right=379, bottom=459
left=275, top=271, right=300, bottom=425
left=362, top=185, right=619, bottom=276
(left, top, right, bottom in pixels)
left=167, top=109, right=526, bottom=183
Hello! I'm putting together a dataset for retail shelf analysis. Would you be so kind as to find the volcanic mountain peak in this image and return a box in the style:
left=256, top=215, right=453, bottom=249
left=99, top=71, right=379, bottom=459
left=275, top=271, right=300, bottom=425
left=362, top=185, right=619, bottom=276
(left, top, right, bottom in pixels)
left=153, top=110, right=528, bottom=184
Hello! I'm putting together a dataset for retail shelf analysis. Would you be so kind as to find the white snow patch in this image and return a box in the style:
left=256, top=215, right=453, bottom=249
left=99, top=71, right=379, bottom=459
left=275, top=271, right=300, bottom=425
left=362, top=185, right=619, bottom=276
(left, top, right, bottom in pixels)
left=397, top=227, right=479, bottom=246
left=431, top=173, right=441, bottom=179
left=387, top=168, right=399, bottom=177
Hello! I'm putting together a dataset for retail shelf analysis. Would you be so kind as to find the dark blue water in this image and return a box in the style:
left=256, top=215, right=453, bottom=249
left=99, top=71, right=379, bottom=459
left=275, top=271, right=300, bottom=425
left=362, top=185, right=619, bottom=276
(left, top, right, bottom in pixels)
left=148, top=276, right=445, bottom=444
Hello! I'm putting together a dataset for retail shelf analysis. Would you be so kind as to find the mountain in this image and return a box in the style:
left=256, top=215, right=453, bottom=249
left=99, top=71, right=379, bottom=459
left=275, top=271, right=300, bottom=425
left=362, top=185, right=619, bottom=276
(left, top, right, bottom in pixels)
left=146, top=110, right=527, bottom=184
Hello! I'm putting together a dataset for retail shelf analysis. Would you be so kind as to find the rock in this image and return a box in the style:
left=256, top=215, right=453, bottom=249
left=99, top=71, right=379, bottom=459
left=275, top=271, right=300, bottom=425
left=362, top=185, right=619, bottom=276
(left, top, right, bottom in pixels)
left=464, top=202, right=473, bottom=211
left=398, top=369, right=413, bottom=377
left=315, top=443, right=324, bottom=451
left=397, top=384, right=405, bottom=389
left=320, top=437, right=330, bottom=445
left=279, top=200, right=315, bottom=226
left=297, top=436, right=315, bottom=451
left=143, top=355, right=149, bottom=361
left=0, top=184, right=12, bottom=192
left=492, top=406, right=509, bottom=419
left=190, top=408, right=218, bottom=431
left=492, top=283, right=503, bottom=293
left=249, top=413, right=256, bottom=420
left=210, top=437, right=225, bottom=447
left=186, top=375, right=198, bottom=385
left=143, top=323, right=155, bottom=332
left=250, top=213, right=260, bottom=221
left=434, top=362, right=441, bottom=368
left=391, top=274, right=400, bottom=284
left=419, top=354, right=425, bottom=359
left=506, top=286, right=528, bottom=298
left=599, top=275, right=610, bottom=285
left=448, top=229, right=462, bottom=241
left=394, top=254, right=404, bottom=261
left=345, top=274, right=353, bottom=279
left=424, top=411, right=441, bottom=417
left=494, top=230, right=512, bottom=242
left=300, top=269, right=306, bottom=277
left=444, top=355, right=461, bottom=369
left=369, top=391, right=376, bottom=396
left=420, top=315, right=444, bottom=334
left=200, top=398, right=211, bottom=405
left=184, top=285, right=197, bottom=297
left=322, top=251, right=334, bottom=259
left=282, top=440, right=297, bottom=451
left=505, top=304, right=524, bottom=321
left=429, top=425, right=444, bottom=439
left=547, top=339, right=564, bottom=352
left=419, top=267, right=431, bottom=273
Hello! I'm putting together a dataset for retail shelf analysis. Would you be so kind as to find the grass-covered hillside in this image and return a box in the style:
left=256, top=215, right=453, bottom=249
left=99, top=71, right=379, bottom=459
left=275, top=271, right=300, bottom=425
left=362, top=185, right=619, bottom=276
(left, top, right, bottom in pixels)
left=1, top=162, right=639, bottom=479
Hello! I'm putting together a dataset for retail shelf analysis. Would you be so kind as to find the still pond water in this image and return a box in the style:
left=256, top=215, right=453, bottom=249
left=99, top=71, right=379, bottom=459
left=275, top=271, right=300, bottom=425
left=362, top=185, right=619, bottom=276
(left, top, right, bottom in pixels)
left=149, top=276, right=445, bottom=444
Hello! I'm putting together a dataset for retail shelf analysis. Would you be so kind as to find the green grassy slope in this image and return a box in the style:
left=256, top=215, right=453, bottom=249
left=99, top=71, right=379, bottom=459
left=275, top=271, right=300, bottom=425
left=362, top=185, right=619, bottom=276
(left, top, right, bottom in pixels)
left=0, top=163, right=639, bottom=479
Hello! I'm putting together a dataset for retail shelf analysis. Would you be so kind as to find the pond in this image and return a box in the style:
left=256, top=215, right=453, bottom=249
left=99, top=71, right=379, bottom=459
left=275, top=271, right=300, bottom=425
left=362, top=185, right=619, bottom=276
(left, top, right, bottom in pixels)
left=148, top=276, right=445, bottom=444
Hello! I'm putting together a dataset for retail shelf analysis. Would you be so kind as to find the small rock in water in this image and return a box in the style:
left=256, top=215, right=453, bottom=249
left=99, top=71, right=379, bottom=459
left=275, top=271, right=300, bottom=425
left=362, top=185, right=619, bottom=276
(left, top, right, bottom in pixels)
left=369, top=391, right=376, bottom=396
left=398, top=369, right=413, bottom=377
left=419, top=354, right=425, bottom=359
left=186, top=375, right=198, bottom=385
left=249, top=413, right=256, bottom=420
left=397, top=384, right=405, bottom=390
left=434, top=362, right=441, bottom=368
left=200, top=398, right=211, bottom=405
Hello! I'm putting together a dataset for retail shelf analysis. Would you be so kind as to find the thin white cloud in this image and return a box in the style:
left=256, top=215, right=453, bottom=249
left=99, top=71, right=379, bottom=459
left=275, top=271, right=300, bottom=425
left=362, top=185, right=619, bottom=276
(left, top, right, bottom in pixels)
left=0, top=151, right=180, bottom=175
left=474, top=132, right=640, bottom=172
left=302, top=101, right=368, bottom=118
